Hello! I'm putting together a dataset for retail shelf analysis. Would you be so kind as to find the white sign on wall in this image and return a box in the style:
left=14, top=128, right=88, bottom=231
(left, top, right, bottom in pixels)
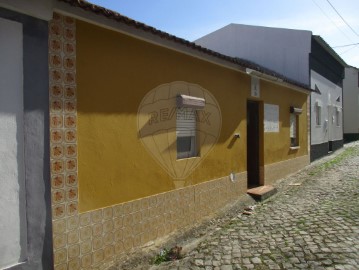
left=251, top=76, right=260, bottom=98
left=264, top=103, right=279, bottom=132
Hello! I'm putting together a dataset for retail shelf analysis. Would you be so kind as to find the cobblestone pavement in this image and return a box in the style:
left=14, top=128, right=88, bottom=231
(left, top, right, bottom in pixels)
left=118, top=143, right=359, bottom=270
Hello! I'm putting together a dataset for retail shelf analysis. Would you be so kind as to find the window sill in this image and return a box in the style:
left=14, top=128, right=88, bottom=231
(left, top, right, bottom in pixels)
left=290, top=146, right=300, bottom=150
left=176, top=156, right=200, bottom=161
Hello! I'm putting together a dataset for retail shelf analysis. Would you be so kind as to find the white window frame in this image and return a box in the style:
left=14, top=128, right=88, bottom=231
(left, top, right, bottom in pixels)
left=176, top=107, right=197, bottom=159
left=335, top=107, right=341, bottom=127
left=290, top=106, right=302, bottom=149
left=290, top=113, right=299, bottom=147
left=315, top=102, right=322, bottom=126
left=176, top=95, right=205, bottom=160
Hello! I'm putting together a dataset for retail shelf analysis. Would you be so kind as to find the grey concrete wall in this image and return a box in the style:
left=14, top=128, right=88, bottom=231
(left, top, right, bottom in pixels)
left=0, top=0, right=53, bottom=20
left=0, top=7, right=53, bottom=270
left=0, top=16, right=27, bottom=269
left=195, top=24, right=312, bottom=85
left=343, top=67, right=359, bottom=135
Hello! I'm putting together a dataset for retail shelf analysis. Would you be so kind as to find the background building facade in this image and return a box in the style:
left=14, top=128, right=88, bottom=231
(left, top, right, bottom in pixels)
left=196, top=24, right=346, bottom=161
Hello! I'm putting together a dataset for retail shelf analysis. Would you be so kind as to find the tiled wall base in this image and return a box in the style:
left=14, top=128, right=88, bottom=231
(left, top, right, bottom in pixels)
left=264, top=155, right=310, bottom=186
left=53, top=172, right=247, bottom=270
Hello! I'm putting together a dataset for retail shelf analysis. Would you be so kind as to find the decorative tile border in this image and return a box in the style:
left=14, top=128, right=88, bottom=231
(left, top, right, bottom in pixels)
left=49, top=13, right=248, bottom=270
left=49, top=12, right=80, bottom=270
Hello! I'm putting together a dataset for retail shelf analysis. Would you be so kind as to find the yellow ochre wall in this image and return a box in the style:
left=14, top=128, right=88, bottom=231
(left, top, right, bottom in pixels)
left=76, top=20, right=308, bottom=212
left=260, top=80, right=308, bottom=164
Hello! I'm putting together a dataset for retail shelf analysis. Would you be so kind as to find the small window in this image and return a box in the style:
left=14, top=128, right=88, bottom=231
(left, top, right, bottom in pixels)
left=177, top=107, right=197, bottom=159
left=336, top=108, right=340, bottom=127
left=315, top=103, right=321, bottom=126
left=289, top=106, right=301, bottom=148
left=177, top=136, right=195, bottom=157
left=290, top=113, right=299, bottom=147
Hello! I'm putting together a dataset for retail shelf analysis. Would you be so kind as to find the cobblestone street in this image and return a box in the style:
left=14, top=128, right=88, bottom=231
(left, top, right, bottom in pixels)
left=118, top=143, right=359, bottom=270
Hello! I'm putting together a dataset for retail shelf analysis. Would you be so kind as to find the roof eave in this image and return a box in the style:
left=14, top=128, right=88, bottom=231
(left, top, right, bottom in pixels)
left=313, top=35, right=348, bottom=67
left=55, top=0, right=311, bottom=93
left=54, top=0, right=247, bottom=72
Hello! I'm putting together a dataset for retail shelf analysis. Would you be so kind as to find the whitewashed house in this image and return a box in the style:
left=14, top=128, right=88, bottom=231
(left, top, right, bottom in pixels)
left=196, top=24, right=347, bottom=161
left=343, top=66, right=359, bottom=142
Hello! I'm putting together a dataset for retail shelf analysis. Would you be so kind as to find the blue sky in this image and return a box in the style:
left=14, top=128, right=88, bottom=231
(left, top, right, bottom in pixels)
left=89, top=0, right=359, bottom=67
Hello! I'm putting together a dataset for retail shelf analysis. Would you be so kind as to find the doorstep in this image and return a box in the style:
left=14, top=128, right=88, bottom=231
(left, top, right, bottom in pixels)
left=247, top=185, right=277, bottom=201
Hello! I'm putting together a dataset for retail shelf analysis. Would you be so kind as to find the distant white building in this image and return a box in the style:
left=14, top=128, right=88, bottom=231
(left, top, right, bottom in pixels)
left=196, top=24, right=346, bottom=161
left=343, top=66, right=359, bottom=142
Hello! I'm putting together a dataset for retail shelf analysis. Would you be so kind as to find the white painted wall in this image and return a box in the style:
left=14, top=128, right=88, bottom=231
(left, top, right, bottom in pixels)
left=343, top=67, right=359, bottom=134
left=0, top=17, right=26, bottom=269
left=195, top=24, right=312, bottom=85
left=0, top=0, right=53, bottom=20
left=311, top=70, right=343, bottom=145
